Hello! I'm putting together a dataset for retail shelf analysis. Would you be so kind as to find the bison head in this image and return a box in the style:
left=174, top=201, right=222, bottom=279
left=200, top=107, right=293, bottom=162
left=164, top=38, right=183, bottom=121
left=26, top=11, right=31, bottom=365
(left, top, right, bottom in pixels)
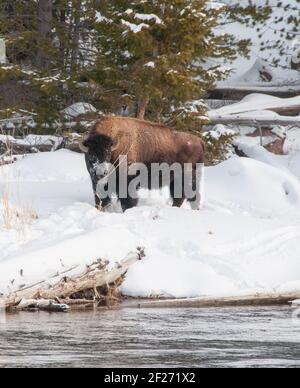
left=80, top=134, right=118, bottom=179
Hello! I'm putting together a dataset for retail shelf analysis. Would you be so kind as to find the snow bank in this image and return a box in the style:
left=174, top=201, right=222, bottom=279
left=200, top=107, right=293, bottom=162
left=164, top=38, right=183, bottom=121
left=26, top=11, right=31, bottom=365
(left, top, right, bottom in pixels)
left=1, top=149, right=87, bottom=182
left=234, top=139, right=300, bottom=181
left=0, top=150, right=92, bottom=217
left=123, top=207, right=300, bottom=298
left=207, top=156, right=300, bottom=216
left=1, top=151, right=300, bottom=298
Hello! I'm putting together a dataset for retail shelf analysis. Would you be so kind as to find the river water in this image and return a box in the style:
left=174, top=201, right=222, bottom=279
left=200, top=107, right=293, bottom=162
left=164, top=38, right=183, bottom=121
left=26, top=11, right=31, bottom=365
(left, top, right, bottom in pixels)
left=0, top=305, right=299, bottom=368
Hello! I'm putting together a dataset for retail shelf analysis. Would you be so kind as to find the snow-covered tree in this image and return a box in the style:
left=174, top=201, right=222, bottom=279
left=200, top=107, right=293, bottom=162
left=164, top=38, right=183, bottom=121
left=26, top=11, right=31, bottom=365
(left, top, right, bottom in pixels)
left=91, top=0, right=250, bottom=131
left=2, top=0, right=292, bottom=135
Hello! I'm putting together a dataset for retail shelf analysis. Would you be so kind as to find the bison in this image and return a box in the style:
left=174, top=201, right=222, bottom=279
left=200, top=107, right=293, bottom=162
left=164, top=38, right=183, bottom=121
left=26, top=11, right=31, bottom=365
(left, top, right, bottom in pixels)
left=80, top=116, right=205, bottom=212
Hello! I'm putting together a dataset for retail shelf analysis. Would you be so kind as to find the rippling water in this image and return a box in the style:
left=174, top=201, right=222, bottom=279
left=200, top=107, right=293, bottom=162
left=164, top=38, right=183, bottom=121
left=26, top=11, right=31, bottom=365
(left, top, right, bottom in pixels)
left=0, top=305, right=300, bottom=368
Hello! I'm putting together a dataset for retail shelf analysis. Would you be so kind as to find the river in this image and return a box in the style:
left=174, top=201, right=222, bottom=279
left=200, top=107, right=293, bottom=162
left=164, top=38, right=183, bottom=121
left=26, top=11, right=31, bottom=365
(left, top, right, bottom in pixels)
left=0, top=305, right=299, bottom=368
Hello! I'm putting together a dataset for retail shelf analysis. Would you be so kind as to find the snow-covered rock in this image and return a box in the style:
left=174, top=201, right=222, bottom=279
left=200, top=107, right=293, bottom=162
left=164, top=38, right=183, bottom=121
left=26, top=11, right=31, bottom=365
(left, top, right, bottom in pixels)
left=62, top=103, right=97, bottom=119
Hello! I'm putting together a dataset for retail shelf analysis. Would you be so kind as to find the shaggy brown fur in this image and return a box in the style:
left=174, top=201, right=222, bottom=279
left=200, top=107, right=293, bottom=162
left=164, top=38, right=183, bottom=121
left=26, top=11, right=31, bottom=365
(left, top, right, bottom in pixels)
left=87, top=115, right=205, bottom=166
left=82, top=116, right=205, bottom=211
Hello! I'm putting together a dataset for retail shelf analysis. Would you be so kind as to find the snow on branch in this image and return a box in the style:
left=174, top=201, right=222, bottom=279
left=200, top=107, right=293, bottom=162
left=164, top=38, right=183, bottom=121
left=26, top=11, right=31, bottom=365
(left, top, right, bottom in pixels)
left=122, top=20, right=150, bottom=34
left=134, top=13, right=163, bottom=25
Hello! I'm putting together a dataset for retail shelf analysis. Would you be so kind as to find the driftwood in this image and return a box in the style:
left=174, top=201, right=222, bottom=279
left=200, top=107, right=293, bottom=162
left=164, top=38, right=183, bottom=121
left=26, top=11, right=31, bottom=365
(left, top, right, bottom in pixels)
left=208, top=115, right=300, bottom=127
left=136, top=291, right=300, bottom=309
left=0, top=137, right=63, bottom=157
left=3, top=248, right=145, bottom=311
left=18, top=299, right=70, bottom=312
left=214, top=86, right=300, bottom=99
left=0, top=135, right=84, bottom=164
left=11, top=298, right=98, bottom=313
left=0, top=116, right=33, bottom=125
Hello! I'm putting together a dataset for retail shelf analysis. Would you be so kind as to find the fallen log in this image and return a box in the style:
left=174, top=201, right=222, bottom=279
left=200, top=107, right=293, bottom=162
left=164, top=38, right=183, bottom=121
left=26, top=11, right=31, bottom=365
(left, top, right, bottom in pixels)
left=2, top=248, right=145, bottom=310
left=135, top=291, right=300, bottom=309
left=208, top=115, right=300, bottom=127
left=0, top=134, right=84, bottom=160
left=0, top=116, right=33, bottom=125
left=0, top=137, right=63, bottom=156
left=18, top=299, right=70, bottom=312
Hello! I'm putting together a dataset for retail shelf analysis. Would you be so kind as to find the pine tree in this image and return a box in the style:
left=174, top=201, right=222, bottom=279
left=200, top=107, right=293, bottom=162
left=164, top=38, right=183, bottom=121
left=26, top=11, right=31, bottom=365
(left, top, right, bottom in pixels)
left=0, top=0, right=99, bottom=129
left=91, top=0, right=251, bottom=132
left=1, top=0, right=288, bottom=136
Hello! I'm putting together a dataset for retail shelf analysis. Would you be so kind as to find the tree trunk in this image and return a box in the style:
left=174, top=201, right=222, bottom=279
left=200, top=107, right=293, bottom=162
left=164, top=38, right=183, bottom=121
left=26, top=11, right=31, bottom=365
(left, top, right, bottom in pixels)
left=71, top=0, right=81, bottom=72
left=58, top=6, right=67, bottom=69
left=137, top=98, right=149, bottom=120
left=37, top=0, right=53, bottom=68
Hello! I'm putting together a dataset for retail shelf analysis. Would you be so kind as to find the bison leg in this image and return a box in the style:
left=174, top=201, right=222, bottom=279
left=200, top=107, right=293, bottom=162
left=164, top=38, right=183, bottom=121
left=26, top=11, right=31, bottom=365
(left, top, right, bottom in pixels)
left=172, top=198, right=185, bottom=208
left=100, top=196, right=112, bottom=210
left=170, top=179, right=185, bottom=208
left=119, top=197, right=139, bottom=212
left=187, top=166, right=203, bottom=211
left=94, top=182, right=112, bottom=211
left=188, top=195, right=201, bottom=211
left=92, top=181, right=102, bottom=210
left=95, top=193, right=101, bottom=210
left=95, top=195, right=112, bottom=211
left=117, top=175, right=139, bottom=212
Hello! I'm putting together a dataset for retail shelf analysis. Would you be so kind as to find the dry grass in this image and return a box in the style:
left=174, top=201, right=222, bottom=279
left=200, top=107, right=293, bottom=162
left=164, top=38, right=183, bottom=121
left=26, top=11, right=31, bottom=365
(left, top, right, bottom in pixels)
left=1, top=143, right=38, bottom=232
left=1, top=184, right=38, bottom=232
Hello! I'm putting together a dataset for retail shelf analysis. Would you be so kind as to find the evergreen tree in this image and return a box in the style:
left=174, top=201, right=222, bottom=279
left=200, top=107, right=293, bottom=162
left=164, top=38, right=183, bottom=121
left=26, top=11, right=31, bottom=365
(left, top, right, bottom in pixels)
left=1, top=0, right=291, bottom=136
left=91, top=0, right=251, bottom=132
left=0, top=0, right=98, bottom=129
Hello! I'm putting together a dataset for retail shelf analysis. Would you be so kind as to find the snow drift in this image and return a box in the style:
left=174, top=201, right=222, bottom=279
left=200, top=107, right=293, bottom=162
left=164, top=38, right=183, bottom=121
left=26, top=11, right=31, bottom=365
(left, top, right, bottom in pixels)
left=0, top=150, right=300, bottom=298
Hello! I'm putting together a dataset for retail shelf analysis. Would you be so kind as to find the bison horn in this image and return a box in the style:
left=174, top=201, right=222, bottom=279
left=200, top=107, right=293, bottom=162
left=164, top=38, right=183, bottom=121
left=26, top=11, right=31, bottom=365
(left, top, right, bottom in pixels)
left=79, top=137, right=89, bottom=153
left=111, top=136, right=120, bottom=152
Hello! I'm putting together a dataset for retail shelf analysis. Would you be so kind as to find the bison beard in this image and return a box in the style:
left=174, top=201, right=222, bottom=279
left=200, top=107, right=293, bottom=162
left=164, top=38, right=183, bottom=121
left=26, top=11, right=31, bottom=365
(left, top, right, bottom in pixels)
left=81, top=116, right=205, bottom=212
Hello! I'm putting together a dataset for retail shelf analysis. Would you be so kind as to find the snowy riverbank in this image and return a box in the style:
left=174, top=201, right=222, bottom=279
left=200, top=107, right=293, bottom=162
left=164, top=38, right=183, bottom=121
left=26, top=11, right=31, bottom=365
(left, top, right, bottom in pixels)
left=0, top=149, right=300, bottom=299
